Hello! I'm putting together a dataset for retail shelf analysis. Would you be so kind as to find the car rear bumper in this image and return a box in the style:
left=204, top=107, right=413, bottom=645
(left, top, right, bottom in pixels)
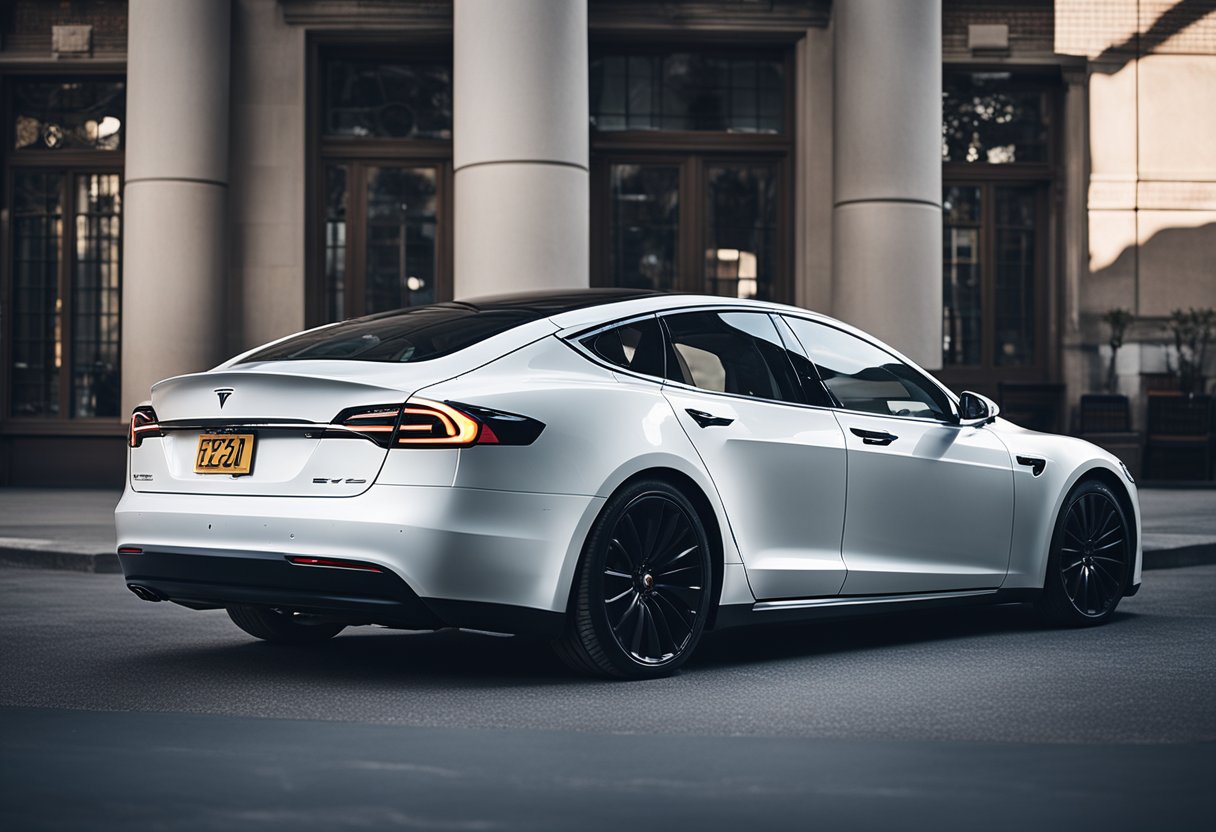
left=115, top=484, right=605, bottom=628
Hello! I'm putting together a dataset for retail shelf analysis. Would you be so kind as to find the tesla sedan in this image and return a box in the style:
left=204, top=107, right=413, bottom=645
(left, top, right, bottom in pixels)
left=117, top=290, right=1141, bottom=678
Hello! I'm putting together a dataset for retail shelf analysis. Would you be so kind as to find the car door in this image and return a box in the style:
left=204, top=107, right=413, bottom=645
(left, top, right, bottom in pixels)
left=659, top=310, right=849, bottom=600
left=782, top=315, right=1015, bottom=595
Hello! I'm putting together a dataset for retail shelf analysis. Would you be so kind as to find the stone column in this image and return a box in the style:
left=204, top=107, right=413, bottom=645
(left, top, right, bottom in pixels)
left=832, top=0, right=942, bottom=368
left=453, top=0, right=589, bottom=298
left=121, top=0, right=230, bottom=412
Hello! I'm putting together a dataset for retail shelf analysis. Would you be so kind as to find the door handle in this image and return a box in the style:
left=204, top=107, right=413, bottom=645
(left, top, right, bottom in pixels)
left=850, top=427, right=898, bottom=446
left=685, top=409, right=734, bottom=429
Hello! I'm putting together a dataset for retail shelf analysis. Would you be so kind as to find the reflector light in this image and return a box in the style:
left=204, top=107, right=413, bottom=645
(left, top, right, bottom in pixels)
left=286, top=555, right=384, bottom=572
left=117, top=547, right=143, bottom=555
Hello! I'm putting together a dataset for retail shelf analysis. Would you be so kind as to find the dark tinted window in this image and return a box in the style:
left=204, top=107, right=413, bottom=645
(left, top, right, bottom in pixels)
left=663, top=311, right=802, bottom=403
left=771, top=316, right=834, bottom=408
left=323, top=59, right=452, bottom=140
left=581, top=317, right=667, bottom=379
left=241, top=305, right=535, bottom=363
left=783, top=317, right=953, bottom=420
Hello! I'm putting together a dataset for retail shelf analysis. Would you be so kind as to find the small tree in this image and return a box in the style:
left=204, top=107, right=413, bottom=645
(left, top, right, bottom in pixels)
left=1165, top=308, right=1216, bottom=395
left=1102, top=308, right=1134, bottom=394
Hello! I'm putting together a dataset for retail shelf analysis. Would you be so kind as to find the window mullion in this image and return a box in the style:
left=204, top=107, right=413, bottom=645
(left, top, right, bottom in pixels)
left=59, top=173, right=75, bottom=419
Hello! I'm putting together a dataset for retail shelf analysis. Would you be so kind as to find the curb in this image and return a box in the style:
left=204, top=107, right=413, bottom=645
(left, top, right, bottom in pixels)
left=2, top=544, right=1215, bottom=576
left=1141, top=543, right=1216, bottom=570
left=0, top=547, right=121, bottom=574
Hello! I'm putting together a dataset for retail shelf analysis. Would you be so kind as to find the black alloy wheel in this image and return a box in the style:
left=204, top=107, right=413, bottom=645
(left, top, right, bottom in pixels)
left=555, top=479, right=713, bottom=678
left=1039, top=479, right=1131, bottom=626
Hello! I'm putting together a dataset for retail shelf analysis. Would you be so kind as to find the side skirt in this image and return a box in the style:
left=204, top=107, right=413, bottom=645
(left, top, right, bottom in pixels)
left=712, top=587, right=1041, bottom=630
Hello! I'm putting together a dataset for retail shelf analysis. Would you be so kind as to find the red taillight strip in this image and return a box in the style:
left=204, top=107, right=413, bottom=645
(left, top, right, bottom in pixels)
left=285, top=555, right=384, bottom=573
left=117, top=547, right=143, bottom=555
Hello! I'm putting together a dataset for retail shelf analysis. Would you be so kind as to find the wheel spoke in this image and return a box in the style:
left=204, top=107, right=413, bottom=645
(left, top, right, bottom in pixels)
left=608, top=538, right=637, bottom=572
left=652, top=590, right=695, bottom=635
left=1062, top=558, right=1085, bottom=572
left=650, top=508, right=680, bottom=563
left=652, top=544, right=698, bottom=571
left=654, top=563, right=702, bottom=579
left=630, top=601, right=647, bottom=656
left=620, top=515, right=645, bottom=564
left=605, top=586, right=634, bottom=604
left=612, top=594, right=641, bottom=633
left=641, top=501, right=663, bottom=560
left=656, top=582, right=702, bottom=611
left=647, top=597, right=679, bottom=655
left=1093, top=538, right=1124, bottom=552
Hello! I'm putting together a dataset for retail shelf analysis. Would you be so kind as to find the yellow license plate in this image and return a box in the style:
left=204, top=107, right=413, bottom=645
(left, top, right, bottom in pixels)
left=194, top=434, right=256, bottom=475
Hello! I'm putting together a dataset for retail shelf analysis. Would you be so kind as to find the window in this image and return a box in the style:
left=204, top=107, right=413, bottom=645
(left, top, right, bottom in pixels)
left=783, top=317, right=953, bottom=421
left=581, top=317, right=667, bottom=379
left=940, top=69, right=1055, bottom=394
left=663, top=311, right=802, bottom=403
left=246, top=305, right=533, bottom=364
left=312, top=48, right=452, bottom=325
left=592, top=47, right=791, bottom=303
left=591, top=53, right=784, bottom=133
left=4, top=78, right=124, bottom=421
left=942, top=72, right=1049, bottom=165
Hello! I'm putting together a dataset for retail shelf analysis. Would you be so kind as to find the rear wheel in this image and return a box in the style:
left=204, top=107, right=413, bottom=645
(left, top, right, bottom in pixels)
left=226, top=605, right=346, bottom=644
left=554, top=479, right=713, bottom=679
left=1038, top=479, right=1131, bottom=626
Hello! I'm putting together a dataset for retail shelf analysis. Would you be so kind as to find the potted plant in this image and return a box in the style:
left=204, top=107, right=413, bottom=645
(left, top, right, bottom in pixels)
left=1144, top=308, right=1215, bottom=480
left=1079, top=309, right=1135, bottom=435
left=1165, top=307, right=1215, bottom=395
left=1103, top=308, right=1134, bottom=394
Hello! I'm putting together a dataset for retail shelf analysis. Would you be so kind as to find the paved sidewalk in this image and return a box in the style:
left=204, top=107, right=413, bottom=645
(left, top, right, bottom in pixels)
left=0, top=486, right=1213, bottom=573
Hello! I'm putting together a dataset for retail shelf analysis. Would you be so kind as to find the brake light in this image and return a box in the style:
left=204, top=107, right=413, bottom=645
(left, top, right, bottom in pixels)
left=329, top=400, right=544, bottom=449
left=335, top=405, right=403, bottom=448
left=286, top=555, right=384, bottom=572
left=129, top=406, right=162, bottom=448
left=396, top=399, right=482, bottom=446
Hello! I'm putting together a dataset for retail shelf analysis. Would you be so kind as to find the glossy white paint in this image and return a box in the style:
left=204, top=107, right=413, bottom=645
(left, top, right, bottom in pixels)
left=833, top=410, right=1015, bottom=595
left=117, top=293, right=1142, bottom=627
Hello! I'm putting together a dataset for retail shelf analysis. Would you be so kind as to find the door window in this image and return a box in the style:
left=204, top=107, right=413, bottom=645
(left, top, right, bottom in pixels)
left=662, top=311, right=802, bottom=403
left=783, top=317, right=953, bottom=421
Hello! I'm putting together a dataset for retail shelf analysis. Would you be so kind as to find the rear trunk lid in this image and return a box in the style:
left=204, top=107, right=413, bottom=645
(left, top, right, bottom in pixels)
left=131, top=363, right=430, bottom=497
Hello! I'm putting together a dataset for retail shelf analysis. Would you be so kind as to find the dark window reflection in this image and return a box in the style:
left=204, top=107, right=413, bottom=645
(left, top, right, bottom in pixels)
left=993, top=187, right=1036, bottom=366
left=609, top=165, right=679, bottom=291
left=591, top=53, right=784, bottom=133
left=942, top=72, right=1049, bottom=164
left=72, top=174, right=122, bottom=417
left=324, top=165, right=348, bottom=322
left=704, top=165, right=776, bottom=300
left=324, top=59, right=452, bottom=140
left=13, top=80, right=125, bottom=151
left=365, top=167, right=437, bottom=313
left=10, top=173, right=63, bottom=417
left=942, top=185, right=982, bottom=366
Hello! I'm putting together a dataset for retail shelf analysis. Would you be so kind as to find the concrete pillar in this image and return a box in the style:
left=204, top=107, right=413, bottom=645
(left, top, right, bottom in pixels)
left=453, top=0, right=588, bottom=298
left=832, top=0, right=942, bottom=368
left=121, top=0, right=230, bottom=412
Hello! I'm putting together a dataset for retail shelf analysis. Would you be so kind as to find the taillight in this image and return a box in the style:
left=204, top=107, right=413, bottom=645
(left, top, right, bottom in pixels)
left=330, top=400, right=544, bottom=448
left=129, top=406, right=162, bottom=448
left=396, top=399, right=482, bottom=447
left=334, top=405, right=403, bottom=448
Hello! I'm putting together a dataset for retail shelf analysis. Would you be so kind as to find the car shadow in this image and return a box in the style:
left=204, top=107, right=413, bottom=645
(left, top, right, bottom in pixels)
left=109, top=603, right=1140, bottom=688
left=689, top=604, right=1140, bottom=670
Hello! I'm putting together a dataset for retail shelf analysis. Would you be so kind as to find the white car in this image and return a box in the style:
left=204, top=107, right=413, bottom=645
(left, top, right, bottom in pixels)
left=117, top=290, right=1141, bottom=678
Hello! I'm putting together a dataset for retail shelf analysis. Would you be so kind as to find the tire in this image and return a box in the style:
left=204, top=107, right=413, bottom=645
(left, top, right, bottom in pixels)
left=226, top=605, right=346, bottom=644
left=1037, top=479, right=1132, bottom=627
left=553, top=478, right=714, bottom=679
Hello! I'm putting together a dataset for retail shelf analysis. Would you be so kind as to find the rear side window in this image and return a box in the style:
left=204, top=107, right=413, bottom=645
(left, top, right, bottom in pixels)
left=241, top=305, right=536, bottom=363
left=580, top=316, right=667, bottom=378
left=663, top=311, right=803, bottom=403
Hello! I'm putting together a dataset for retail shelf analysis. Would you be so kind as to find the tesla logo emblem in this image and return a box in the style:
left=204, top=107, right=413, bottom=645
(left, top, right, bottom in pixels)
left=214, top=388, right=234, bottom=408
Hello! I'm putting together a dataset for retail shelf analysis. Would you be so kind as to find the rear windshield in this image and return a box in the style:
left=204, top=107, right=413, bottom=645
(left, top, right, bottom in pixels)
left=239, top=305, right=538, bottom=363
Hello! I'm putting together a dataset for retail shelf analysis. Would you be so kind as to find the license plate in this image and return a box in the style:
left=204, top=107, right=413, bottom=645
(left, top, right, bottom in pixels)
left=194, top=433, right=255, bottom=475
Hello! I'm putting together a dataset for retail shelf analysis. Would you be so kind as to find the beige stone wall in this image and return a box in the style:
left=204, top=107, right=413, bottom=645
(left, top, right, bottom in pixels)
left=1058, top=0, right=1216, bottom=412
left=227, top=0, right=308, bottom=356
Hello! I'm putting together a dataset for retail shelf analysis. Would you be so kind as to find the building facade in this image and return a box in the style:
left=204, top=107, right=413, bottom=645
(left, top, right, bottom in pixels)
left=1, top=0, right=1214, bottom=485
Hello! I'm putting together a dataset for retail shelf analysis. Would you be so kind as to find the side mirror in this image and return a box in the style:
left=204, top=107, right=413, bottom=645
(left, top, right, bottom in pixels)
left=957, top=391, right=999, bottom=427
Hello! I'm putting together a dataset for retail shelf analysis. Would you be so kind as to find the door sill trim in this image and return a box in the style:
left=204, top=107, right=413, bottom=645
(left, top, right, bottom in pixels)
left=753, top=588, right=999, bottom=612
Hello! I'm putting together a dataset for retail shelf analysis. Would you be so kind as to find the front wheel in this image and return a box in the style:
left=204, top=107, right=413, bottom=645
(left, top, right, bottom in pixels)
left=227, top=605, right=346, bottom=644
left=1037, top=479, right=1132, bottom=627
left=554, top=479, right=714, bottom=679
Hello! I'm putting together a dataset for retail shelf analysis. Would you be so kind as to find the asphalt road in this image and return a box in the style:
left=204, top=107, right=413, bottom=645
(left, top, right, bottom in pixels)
left=2, top=566, right=1214, bottom=831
